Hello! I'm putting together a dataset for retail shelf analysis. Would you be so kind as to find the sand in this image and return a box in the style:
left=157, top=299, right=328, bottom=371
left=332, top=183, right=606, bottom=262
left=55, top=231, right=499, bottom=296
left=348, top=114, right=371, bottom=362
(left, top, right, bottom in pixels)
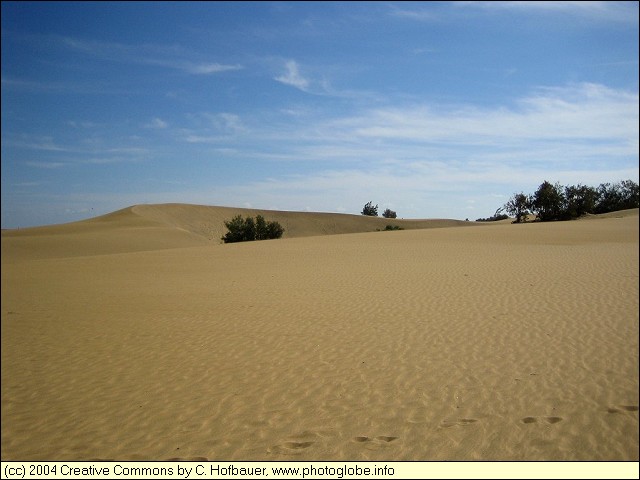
left=1, top=205, right=638, bottom=461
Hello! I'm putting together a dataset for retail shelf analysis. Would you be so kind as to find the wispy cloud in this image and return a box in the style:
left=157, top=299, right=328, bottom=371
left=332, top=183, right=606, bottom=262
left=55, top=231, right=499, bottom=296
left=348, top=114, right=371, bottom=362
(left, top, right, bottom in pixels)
left=3, top=136, right=71, bottom=152
left=459, top=1, right=639, bottom=24
left=61, top=36, right=243, bottom=75
left=25, top=161, right=67, bottom=169
left=389, top=1, right=638, bottom=25
left=1, top=74, right=141, bottom=96
left=146, top=118, right=168, bottom=129
left=387, top=5, right=439, bottom=21
left=1, top=76, right=65, bottom=92
left=179, top=112, right=248, bottom=144
left=24, top=155, right=146, bottom=169
left=83, top=155, right=147, bottom=165
left=211, top=113, right=246, bottom=134
left=4, top=134, right=151, bottom=156
left=194, top=82, right=638, bottom=217
left=11, top=181, right=43, bottom=187
left=275, top=60, right=310, bottom=92
left=67, top=120, right=100, bottom=129
left=165, top=82, right=637, bottom=175
left=184, top=63, right=242, bottom=74
left=331, top=83, right=638, bottom=148
left=272, top=59, right=378, bottom=100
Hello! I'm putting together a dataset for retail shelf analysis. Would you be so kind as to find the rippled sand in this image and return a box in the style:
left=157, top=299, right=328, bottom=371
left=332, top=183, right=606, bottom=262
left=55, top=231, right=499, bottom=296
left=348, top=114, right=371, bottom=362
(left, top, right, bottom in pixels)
left=2, top=206, right=638, bottom=460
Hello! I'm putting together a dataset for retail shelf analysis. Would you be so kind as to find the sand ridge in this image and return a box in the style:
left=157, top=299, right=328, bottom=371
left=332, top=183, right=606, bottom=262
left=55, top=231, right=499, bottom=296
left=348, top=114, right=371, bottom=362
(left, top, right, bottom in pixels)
left=1, top=206, right=638, bottom=460
left=130, top=203, right=479, bottom=241
left=2, top=203, right=480, bottom=261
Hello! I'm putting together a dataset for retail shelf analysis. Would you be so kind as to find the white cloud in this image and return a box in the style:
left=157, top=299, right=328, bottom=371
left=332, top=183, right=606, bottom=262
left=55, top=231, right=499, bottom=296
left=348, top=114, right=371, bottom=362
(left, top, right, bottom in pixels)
left=6, top=82, right=637, bottom=225
left=67, top=120, right=99, bottom=128
left=11, top=181, right=43, bottom=187
left=60, top=36, right=243, bottom=75
left=82, top=156, right=145, bottom=165
left=388, top=5, right=439, bottom=21
left=185, top=63, right=243, bottom=74
left=25, top=161, right=67, bottom=169
left=4, top=135, right=71, bottom=152
left=459, top=1, right=638, bottom=24
left=332, top=83, right=638, bottom=148
left=390, top=1, right=638, bottom=26
left=182, top=82, right=637, bottom=218
left=180, top=112, right=248, bottom=144
left=147, top=117, right=168, bottom=129
left=275, top=60, right=310, bottom=91
left=214, top=113, right=246, bottom=133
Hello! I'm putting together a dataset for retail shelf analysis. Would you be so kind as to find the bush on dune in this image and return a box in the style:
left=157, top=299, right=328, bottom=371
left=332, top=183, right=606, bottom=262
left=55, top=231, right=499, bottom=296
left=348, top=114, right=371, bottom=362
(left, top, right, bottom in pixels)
left=476, top=207, right=511, bottom=223
left=361, top=201, right=378, bottom=216
left=382, top=208, right=397, bottom=219
left=222, top=215, right=284, bottom=243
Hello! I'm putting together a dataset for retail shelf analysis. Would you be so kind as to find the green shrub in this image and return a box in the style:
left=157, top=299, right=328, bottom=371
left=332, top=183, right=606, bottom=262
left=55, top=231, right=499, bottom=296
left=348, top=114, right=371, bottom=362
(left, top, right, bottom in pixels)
left=502, top=194, right=531, bottom=223
left=476, top=213, right=510, bottom=222
left=222, top=215, right=284, bottom=243
left=361, top=201, right=378, bottom=216
left=382, top=208, right=397, bottom=219
left=476, top=207, right=511, bottom=222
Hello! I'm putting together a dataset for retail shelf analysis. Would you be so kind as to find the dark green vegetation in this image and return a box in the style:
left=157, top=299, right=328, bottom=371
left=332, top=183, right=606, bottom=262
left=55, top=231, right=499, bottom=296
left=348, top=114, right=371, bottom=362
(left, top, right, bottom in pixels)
left=362, top=202, right=398, bottom=219
left=476, top=208, right=510, bottom=222
left=221, top=215, right=284, bottom=243
left=361, top=201, right=378, bottom=216
left=382, top=208, right=397, bottom=219
left=502, top=179, right=639, bottom=223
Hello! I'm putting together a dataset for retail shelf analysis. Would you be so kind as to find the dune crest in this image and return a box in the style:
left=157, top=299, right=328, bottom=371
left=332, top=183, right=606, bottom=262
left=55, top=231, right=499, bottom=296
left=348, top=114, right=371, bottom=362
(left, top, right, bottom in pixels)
left=2, top=203, right=480, bottom=260
left=130, top=203, right=481, bottom=240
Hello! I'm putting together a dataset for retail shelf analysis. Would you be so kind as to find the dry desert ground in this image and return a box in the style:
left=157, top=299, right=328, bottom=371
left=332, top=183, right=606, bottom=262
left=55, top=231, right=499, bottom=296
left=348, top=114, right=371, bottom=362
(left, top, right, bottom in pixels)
left=1, top=204, right=638, bottom=461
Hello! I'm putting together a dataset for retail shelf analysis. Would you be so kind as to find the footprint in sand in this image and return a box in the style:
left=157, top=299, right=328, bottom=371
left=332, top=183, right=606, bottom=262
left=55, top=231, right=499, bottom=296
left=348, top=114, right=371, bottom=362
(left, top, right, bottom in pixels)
left=607, top=405, right=639, bottom=414
left=439, top=418, right=479, bottom=429
left=521, top=416, right=563, bottom=424
left=352, top=435, right=398, bottom=448
left=283, top=441, right=314, bottom=449
left=268, top=441, right=314, bottom=455
left=546, top=416, right=563, bottom=424
left=268, top=429, right=336, bottom=455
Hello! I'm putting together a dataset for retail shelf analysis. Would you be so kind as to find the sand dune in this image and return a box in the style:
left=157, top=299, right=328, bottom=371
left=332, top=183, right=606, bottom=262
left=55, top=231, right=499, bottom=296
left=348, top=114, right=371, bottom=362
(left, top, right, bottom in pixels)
left=1, top=203, right=478, bottom=261
left=131, top=203, right=478, bottom=240
left=1, top=206, right=638, bottom=461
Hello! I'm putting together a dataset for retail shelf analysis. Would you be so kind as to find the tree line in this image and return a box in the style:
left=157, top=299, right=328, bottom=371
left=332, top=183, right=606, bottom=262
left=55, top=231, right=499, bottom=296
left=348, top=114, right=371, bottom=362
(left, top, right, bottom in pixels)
left=221, top=180, right=638, bottom=243
left=503, top=179, right=639, bottom=223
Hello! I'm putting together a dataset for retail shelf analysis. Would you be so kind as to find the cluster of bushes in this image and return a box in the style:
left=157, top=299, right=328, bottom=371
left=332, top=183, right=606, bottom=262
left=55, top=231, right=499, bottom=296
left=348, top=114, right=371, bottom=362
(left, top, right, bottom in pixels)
left=362, top=201, right=397, bottom=218
left=476, top=208, right=509, bottom=222
left=377, top=225, right=404, bottom=231
left=221, top=215, right=284, bottom=243
left=503, top=179, right=639, bottom=223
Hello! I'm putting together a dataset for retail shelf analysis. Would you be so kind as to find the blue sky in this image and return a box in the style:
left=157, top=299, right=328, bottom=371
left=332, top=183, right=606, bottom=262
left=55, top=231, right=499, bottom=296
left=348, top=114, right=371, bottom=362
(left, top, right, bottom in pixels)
left=2, top=1, right=638, bottom=228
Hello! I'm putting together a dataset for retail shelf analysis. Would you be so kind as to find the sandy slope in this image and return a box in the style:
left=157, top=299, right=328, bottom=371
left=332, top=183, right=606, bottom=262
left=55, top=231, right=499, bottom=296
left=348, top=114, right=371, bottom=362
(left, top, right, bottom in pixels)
left=2, top=204, right=478, bottom=262
left=1, top=206, right=638, bottom=461
left=131, top=203, right=477, bottom=241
